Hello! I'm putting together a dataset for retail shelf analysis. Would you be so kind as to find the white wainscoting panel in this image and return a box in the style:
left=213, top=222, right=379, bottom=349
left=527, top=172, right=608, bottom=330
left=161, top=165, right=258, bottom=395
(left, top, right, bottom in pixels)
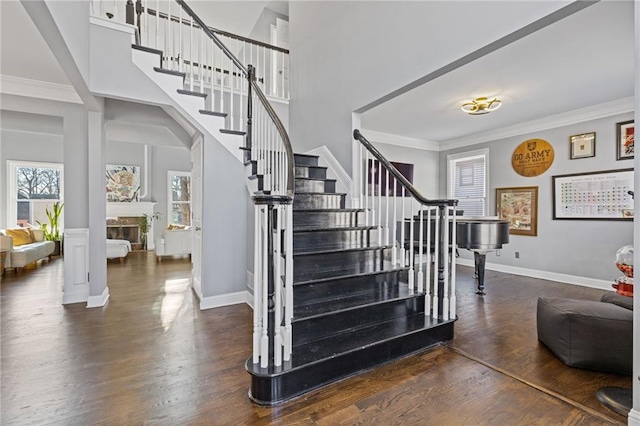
left=63, top=228, right=90, bottom=305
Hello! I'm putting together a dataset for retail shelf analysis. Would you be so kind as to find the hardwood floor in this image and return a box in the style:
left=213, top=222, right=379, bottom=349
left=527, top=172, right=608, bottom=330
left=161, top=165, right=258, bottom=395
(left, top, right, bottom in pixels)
left=1, top=253, right=631, bottom=425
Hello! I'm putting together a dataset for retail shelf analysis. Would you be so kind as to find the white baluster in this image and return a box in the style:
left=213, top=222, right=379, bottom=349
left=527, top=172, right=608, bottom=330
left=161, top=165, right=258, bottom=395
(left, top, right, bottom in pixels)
left=392, top=176, right=397, bottom=266
left=189, top=16, right=193, bottom=91
left=253, top=204, right=262, bottom=363
left=417, top=208, right=424, bottom=293
left=442, top=206, right=450, bottom=320
left=144, top=0, right=149, bottom=46
left=400, top=187, right=405, bottom=266
left=210, top=40, right=214, bottom=106
left=198, top=30, right=203, bottom=93
left=408, top=197, right=414, bottom=290
left=167, top=2, right=172, bottom=70
left=274, top=205, right=283, bottom=367
left=230, top=46, right=235, bottom=131
left=364, top=151, right=369, bottom=226
left=425, top=208, right=432, bottom=317
left=260, top=206, right=269, bottom=368
left=450, top=206, right=457, bottom=319
left=284, top=204, right=293, bottom=361
left=432, top=209, right=440, bottom=319
left=178, top=6, right=182, bottom=72
left=155, top=0, right=159, bottom=49
left=385, top=169, right=389, bottom=245
left=377, top=160, right=382, bottom=246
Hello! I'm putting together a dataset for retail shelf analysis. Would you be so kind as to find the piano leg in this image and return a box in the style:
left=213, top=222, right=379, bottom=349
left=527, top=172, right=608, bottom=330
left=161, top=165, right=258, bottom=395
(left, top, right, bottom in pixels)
left=474, top=251, right=487, bottom=295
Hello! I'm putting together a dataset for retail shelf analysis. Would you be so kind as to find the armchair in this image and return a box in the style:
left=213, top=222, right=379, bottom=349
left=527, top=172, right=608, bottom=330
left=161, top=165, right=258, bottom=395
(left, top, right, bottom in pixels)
left=155, top=228, right=192, bottom=261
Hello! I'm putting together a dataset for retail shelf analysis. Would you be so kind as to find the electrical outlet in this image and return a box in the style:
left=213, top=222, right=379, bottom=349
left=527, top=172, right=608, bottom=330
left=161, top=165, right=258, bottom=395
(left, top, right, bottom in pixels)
left=496, top=250, right=501, bottom=256
left=515, top=252, right=520, bottom=259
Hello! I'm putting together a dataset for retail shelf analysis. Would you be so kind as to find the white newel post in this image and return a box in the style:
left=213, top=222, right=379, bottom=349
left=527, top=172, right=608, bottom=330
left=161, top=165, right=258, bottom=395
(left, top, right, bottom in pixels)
left=63, top=229, right=90, bottom=305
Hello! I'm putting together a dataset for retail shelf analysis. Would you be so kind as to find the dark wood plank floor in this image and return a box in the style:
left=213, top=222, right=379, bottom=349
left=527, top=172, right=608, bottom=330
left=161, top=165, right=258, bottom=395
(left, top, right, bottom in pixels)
left=1, top=253, right=631, bottom=425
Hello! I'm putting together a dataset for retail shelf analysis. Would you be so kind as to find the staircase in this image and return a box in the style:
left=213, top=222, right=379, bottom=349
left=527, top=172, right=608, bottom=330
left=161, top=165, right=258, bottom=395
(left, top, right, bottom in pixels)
left=91, top=0, right=459, bottom=406
left=245, top=153, right=455, bottom=405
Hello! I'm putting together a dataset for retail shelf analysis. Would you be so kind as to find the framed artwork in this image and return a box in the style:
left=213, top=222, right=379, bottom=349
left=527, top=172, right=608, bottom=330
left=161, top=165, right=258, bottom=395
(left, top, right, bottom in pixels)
left=367, top=159, right=414, bottom=196
left=495, top=186, right=538, bottom=236
left=552, top=169, right=633, bottom=220
left=616, top=120, right=634, bottom=160
left=569, top=132, right=595, bottom=159
left=106, top=164, right=141, bottom=202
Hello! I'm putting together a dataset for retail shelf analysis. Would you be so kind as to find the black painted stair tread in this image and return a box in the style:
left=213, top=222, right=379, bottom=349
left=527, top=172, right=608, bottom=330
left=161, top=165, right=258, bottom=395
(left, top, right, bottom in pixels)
left=294, top=244, right=392, bottom=257
left=248, top=314, right=449, bottom=373
left=177, top=89, right=208, bottom=98
left=294, top=282, right=413, bottom=318
left=131, top=44, right=163, bottom=56
left=293, top=267, right=407, bottom=287
left=220, top=129, right=247, bottom=136
left=294, top=225, right=375, bottom=233
left=153, top=67, right=186, bottom=78
left=200, top=109, right=228, bottom=117
left=294, top=208, right=363, bottom=213
left=295, top=177, right=336, bottom=182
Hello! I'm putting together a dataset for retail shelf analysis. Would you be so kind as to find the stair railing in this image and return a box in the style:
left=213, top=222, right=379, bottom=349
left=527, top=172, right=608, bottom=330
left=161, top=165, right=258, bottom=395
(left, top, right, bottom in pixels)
left=90, top=0, right=294, bottom=369
left=170, top=0, right=294, bottom=370
left=353, top=130, right=459, bottom=321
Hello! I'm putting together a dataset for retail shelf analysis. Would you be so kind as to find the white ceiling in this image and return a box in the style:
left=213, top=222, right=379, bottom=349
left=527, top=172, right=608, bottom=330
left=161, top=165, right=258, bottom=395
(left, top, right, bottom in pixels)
left=361, top=0, right=635, bottom=147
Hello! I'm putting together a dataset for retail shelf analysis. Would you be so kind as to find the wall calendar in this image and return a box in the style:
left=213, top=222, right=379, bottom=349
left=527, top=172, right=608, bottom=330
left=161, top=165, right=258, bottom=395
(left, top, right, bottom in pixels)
left=552, top=169, right=634, bottom=220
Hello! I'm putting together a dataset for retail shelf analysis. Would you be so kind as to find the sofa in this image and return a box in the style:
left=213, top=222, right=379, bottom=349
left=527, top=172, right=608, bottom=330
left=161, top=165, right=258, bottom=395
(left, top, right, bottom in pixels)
left=537, top=292, right=633, bottom=375
left=155, top=228, right=192, bottom=261
left=0, top=228, right=55, bottom=274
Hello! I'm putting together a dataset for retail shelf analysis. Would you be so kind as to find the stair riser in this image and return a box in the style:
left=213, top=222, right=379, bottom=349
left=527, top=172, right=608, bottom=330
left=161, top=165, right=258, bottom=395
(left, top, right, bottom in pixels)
left=293, top=229, right=376, bottom=252
left=294, top=154, right=319, bottom=167
left=247, top=320, right=454, bottom=405
left=294, top=179, right=336, bottom=194
left=293, top=247, right=392, bottom=282
left=293, top=211, right=365, bottom=229
left=294, top=270, right=404, bottom=303
left=295, top=166, right=327, bottom=179
left=292, top=296, right=425, bottom=346
left=294, top=194, right=345, bottom=210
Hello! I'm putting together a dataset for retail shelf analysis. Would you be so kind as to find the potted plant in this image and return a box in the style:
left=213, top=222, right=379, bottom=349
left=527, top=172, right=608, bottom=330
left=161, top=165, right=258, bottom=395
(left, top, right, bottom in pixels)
left=139, top=212, right=160, bottom=250
left=37, top=202, right=64, bottom=256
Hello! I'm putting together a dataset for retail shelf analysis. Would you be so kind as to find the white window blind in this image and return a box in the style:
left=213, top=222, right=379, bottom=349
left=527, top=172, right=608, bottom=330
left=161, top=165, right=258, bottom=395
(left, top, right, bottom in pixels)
left=448, top=151, right=487, bottom=217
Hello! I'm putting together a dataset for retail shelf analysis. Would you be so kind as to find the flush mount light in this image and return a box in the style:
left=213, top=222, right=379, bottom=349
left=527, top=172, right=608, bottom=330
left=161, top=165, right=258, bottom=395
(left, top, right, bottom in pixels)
left=461, top=97, right=502, bottom=115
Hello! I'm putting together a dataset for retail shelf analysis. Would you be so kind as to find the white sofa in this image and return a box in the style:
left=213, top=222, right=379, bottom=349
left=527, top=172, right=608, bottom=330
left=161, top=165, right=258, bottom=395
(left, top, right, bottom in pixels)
left=155, top=228, right=192, bottom=261
left=0, top=229, right=55, bottom=274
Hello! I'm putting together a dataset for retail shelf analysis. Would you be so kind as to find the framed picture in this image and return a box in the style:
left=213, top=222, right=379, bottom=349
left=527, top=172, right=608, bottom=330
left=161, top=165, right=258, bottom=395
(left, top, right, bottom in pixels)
left=569, top=132, right=595, bottom=159
left=106, top=164, right=141, bottom=202
left=616, top=120, right=634, bottom=160
left=552, top=168, right=633, bottom=220
left=495, top=186, right=538, bottom=236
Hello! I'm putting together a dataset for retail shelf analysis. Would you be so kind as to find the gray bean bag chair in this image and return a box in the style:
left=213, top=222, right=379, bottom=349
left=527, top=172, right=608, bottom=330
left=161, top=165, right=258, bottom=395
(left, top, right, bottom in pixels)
left=536, top=295, right=633, bottom=375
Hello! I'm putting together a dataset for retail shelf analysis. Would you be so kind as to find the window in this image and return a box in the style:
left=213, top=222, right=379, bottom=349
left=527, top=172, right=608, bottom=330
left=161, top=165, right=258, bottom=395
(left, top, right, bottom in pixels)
left=168, top=171, right=191, bottom=226
left=447, top=149, right=488, bottom=217
left=8, top=161, right=64, bottom=228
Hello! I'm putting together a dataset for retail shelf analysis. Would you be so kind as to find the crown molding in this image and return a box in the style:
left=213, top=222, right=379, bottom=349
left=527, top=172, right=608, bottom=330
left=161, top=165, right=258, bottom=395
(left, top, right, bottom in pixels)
left=443, top=97, right=635, bottom=150
left=359, top=128, right=440, bottom=151
left=0, top=74, right=82, bottom=104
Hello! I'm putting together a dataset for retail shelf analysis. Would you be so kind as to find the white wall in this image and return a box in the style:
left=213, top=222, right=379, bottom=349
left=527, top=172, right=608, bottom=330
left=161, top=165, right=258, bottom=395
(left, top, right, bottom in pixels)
left=289, top=1, right=572, bottom=175
left=439, top=112, right=635, bottom=283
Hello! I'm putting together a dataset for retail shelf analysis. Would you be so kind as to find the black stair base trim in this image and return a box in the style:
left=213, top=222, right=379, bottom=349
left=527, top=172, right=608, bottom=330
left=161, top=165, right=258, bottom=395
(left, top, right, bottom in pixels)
left=199, top=109, right=227, bottom=118
left=220, top=129, right=247, bottom=136
left=177, top=89, right=208, bottom=98
left=246, top=320, right=454, bottom=405
left=131, top=44, right=163, bottom=56
left=153, top=67, right=186, bottom=78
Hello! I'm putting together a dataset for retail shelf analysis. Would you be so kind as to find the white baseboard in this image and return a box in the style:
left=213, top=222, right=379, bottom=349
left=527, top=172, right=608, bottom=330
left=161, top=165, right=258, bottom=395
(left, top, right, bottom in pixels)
left=304, top=145, right=353, bottom=202
left=246, top=291, right=254, bottom=310
left=86, top=287, right=110, bottom=308
left=456, top=259, right=612, bottom=291
left=199, top=291, right=248, bottom=310
left=629, top=409, right=640, bottom=426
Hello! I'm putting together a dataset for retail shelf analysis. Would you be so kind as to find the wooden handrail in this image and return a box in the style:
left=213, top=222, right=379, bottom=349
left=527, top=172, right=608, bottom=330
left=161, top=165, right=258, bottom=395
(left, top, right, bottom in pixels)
left=354, top=129, right=456, bottom=207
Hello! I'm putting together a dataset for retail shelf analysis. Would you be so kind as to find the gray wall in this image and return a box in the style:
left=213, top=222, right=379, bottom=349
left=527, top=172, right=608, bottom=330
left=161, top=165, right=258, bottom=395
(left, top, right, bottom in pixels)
left=289, top=1, right=570, bottom=175
left=439, top=112, right=635, bottom=281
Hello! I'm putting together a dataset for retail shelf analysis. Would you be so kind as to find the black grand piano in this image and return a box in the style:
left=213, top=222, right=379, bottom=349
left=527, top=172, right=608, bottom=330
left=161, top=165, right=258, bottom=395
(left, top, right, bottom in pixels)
left=404, top=213, right=509, bottom=295
left=456, top=218, right=510, bottom=294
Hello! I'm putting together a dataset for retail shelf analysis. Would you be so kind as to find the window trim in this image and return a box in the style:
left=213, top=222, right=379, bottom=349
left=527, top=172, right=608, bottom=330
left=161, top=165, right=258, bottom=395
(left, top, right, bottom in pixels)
left=167, top=170, right=191, bottom=226
left=7, top=160, right=64, bottom=228
left=447, top=148, right=489, bottom=216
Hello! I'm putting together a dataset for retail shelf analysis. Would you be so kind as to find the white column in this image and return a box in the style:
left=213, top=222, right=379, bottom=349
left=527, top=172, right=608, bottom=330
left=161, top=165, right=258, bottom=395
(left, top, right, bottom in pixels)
left=87, top=109, right=109, bottom=308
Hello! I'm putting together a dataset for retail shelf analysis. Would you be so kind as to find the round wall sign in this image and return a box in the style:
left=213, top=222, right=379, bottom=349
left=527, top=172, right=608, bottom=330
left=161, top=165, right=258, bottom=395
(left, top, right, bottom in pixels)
left=511, top=139, right=554, bottom=177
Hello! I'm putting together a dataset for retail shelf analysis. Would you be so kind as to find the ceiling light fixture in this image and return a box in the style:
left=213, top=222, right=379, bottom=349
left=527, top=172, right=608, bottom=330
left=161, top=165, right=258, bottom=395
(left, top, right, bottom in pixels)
left=461, top=97, right=502, bottom=115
